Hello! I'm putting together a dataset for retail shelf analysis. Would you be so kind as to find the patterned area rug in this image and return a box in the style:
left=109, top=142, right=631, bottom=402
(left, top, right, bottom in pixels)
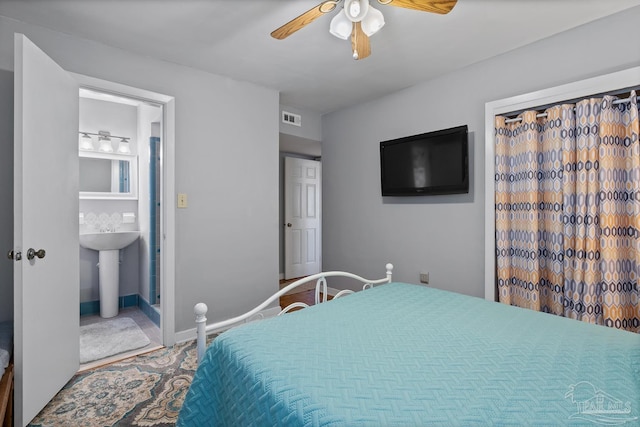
left=30, top=338, right=205, bottom=427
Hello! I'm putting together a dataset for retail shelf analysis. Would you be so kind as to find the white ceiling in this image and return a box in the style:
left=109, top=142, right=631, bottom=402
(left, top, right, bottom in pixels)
left=1, top=0, right=639, bottom=114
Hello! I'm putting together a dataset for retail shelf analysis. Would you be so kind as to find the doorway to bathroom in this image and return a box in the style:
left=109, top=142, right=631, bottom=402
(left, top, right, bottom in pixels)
left=76, top=79, right=174, bottom=368
left=12, top=34, right=176, bottom=425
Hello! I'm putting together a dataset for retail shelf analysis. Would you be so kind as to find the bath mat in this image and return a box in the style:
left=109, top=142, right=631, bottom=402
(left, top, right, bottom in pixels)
left=80, top=317, right=151, bottom=364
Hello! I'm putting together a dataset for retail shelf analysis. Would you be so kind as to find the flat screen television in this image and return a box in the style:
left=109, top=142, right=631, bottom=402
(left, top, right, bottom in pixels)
left=380, top=125, right=469, bottom=196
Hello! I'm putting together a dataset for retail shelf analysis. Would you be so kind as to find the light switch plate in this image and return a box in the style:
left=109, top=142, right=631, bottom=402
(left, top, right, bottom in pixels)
left=178, top=193, right=188, bottom=208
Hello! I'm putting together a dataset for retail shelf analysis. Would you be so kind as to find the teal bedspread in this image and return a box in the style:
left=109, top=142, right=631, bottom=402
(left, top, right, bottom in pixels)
left=177, top=283, right=640, bottom=426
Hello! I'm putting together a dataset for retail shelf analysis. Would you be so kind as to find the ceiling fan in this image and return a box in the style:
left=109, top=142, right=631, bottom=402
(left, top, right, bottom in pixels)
left=271, top=0, right=457, bottom=60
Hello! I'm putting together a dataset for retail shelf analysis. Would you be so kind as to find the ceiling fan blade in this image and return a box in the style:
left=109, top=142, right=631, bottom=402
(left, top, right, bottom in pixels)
left=271, top=1, right=339, bottom=40
left=351, top=22, right=371, bottom=60
left=381, top=0, right=457, bottom=14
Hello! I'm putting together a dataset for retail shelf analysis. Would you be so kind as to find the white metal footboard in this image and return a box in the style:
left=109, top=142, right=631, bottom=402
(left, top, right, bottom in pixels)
left=194, top=263, right=393, bottom=363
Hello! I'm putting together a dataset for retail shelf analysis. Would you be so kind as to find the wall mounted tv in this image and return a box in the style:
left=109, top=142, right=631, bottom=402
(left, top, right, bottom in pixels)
left=380, top=125, right=469, bottom=196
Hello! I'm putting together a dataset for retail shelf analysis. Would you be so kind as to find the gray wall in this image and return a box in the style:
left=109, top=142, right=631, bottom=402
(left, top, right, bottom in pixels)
left=322, top=7, right=640, bottom=296
left=0, top=17, right=280, bottom=333
left=0, top=70, right=13, bottom=322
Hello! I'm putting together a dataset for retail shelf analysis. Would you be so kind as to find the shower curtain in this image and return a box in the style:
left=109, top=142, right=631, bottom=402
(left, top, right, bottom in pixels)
left=149, top=135, right=161, bottom=305
left=119, top=160, right=130, bottom=193
left=495, top=91, right=640, bottom=332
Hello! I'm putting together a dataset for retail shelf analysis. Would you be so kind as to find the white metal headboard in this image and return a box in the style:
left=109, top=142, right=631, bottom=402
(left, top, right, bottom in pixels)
left=193, top=263, right=394, bottom=363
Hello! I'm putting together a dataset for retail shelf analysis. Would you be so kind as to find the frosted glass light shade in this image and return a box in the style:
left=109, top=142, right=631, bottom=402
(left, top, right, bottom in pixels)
left=117, top=139, right=131, bottom=154
left=344, top=0, right=369, bottom=22
left=329, top=10, right=352, bottom=40
left=79, top=133, right=95, bottom=150
left=361, top=6, right=385, bottom=36
left=98, top=136, right=114, bottom=152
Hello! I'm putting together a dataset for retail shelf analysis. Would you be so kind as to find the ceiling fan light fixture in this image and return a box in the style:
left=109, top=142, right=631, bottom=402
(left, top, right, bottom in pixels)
left=344, top=0, right=369, bottom=22
left=361, top=6, right=385, bottom=36
left=271, top=0, right=457, bottom=59
left=329, top=10, right=352, bottom=40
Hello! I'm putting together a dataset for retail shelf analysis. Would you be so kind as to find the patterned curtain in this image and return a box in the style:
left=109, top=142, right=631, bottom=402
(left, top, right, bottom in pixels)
left=495, top=91, right=640, bottom=332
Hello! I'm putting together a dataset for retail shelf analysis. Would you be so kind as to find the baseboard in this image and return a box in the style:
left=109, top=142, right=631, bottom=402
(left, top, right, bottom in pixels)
left=174, top=305, right=282, bottom=344
left=138, top=298, right=160, bottom=327
left=80, top=294, right=139, bottom=316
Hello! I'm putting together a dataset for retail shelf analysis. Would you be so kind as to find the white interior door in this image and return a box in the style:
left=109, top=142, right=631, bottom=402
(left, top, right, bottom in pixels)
left=284, top=157, right=321, bottom=279
left=13, top=33, right=79, bottom=426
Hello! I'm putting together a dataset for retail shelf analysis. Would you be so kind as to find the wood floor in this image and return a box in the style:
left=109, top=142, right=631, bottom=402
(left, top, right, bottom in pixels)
left=279, top=278, right=333, bottom=312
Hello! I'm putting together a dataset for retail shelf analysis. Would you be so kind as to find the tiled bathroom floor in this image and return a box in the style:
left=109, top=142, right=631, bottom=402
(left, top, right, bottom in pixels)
left=79, top=306, right=163, bottom=372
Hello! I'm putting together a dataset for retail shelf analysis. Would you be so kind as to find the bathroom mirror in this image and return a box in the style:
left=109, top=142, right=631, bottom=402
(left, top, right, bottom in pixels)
left=79, top=152, right=138, bottom=199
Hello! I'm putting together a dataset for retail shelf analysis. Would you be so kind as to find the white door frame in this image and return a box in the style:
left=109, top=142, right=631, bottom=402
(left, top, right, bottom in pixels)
left=484, top=66, right=640, bottom=301
left=72, top=73, right=177, bottom=346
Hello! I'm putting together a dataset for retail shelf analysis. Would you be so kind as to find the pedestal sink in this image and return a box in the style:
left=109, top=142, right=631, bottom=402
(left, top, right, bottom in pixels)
left=80, top=231, right=140, bottom=318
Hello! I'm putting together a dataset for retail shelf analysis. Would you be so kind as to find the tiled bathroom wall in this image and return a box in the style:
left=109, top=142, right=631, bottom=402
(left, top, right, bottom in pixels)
left=79, top=211, right=137, bottom=233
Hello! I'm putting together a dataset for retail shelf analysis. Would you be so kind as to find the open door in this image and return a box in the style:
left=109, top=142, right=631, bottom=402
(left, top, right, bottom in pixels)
left=13, top=34, right=79, bottom=426
left=284, top=157, right=322, bottom=279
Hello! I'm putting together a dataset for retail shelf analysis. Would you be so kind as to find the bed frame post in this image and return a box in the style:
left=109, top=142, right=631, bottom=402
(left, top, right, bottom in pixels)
left=386, top=263, right=394, bottom=282
left=194, top=303, right=208, bottom=364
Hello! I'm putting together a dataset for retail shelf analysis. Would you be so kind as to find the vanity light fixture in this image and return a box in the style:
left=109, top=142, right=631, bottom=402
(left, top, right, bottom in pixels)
left=117, top=138, right=131, bottom=154
left=78, top=130, right=132, bottom=154
left=97, top=132, right=114, bottom=153
left=79, top=132, right=95, bottom=151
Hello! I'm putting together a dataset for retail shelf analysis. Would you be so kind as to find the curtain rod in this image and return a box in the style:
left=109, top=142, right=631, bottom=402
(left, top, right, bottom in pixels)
left=503, top=95, right=636, bottom=124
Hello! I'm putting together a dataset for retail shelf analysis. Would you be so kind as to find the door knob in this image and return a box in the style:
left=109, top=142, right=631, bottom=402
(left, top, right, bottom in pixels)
left=26, top=248, right=45, bottom=260
left=286, top=223, right=292, bottom=227
left=7, top=250, right=22, bottom=261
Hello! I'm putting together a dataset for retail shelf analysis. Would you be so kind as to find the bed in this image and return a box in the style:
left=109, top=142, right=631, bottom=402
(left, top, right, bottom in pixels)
left=0, top=322, right=12, bottom=427
left=178, top=264, right=640, bottom=426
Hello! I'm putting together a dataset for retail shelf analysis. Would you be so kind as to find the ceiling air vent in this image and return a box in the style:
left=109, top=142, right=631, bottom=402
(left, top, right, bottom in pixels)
left=282, top=111, right=302, bottom=127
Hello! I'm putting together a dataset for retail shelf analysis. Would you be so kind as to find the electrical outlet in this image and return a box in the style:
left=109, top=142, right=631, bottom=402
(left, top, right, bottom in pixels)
left=419, top=272, right=429, bottom=284
left=178, top=193, right=188, bottom=208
